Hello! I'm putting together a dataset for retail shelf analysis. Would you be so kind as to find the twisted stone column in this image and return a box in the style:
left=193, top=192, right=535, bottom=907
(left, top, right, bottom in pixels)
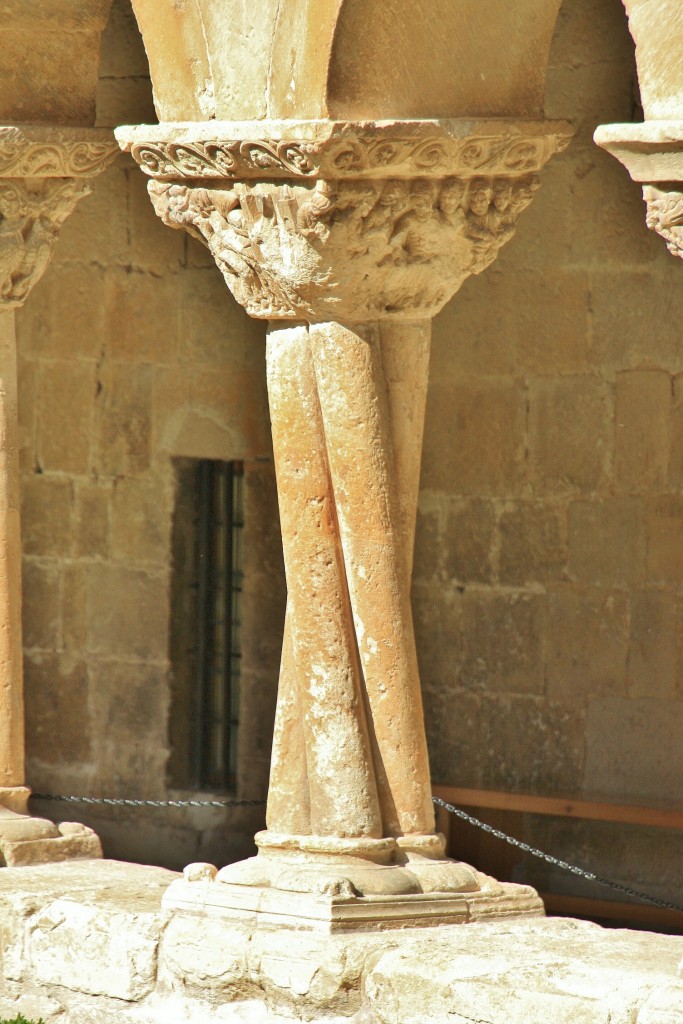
left=119, top=118, right=570, bottom=925
left=0, top=127, right=117, bottom=865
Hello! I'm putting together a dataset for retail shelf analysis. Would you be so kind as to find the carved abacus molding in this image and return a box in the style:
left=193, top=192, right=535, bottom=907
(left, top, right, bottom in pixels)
left=0, top=127, right=119, bottom=179
left=118, top=120, right=572, bottom=182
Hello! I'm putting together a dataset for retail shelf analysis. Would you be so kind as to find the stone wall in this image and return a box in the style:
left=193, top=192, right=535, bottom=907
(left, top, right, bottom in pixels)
left=14, top=0, right=683, bottom=906
left=15, top=0, right=284, bottom=869
left=418, top=0, right=683, bottom=904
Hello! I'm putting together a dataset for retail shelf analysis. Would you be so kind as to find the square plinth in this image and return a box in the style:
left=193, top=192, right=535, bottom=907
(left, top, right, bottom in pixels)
left=162, top=876, right=544, bottom=933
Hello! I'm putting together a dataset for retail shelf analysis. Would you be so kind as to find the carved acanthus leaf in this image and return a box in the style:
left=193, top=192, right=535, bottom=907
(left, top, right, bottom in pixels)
left=643, top=184, right=683, bottom=260
left=148, top=173, right=541, bottom=321
left=131, top=132, right=567, bottom=182
left=0, top=179, right=91, bottom=307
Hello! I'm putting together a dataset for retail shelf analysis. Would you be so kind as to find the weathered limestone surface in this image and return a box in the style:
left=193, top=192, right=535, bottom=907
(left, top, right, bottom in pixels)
left=1, top=860, right=682, bottom=1024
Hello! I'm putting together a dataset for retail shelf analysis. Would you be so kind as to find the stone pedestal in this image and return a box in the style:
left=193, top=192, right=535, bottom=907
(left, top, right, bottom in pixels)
left=118, top=117, right=570, bottom=928
left=0, top=126, right=118, bottom=865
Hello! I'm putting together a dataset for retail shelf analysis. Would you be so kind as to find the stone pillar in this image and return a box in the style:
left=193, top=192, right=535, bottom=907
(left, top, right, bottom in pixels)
left=0, top=127, right=117, bottom=866
left=118, top=118, right=570, bottom=928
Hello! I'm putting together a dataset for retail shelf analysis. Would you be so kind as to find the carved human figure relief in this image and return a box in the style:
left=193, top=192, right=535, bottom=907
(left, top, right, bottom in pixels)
left=0, top=179, right=90, bottom=307
left=148, top=172, right=541, bottom=322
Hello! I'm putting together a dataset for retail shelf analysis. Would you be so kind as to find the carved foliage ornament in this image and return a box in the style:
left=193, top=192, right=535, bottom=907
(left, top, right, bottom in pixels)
left=0, top=180, right=91, bottom=307
left=130, top=133, right=567, bottom=182
left=643, top=184, right=683, bottom=260
left=148, top=174, right=541, bottom=321
left=0, top=130, right=119, bottom=179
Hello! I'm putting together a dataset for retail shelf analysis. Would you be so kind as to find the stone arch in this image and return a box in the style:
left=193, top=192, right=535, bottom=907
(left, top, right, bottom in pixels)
left=0, top=0, right=114, bottom=124
left=327, top=0, right=563, bottom=119
left=129, top=0, right=563, bottom=122
left=621, top=0, right=683, bottom=120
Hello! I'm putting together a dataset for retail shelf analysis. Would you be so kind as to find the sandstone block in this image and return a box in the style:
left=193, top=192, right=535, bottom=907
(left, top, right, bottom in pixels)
left=74, top=482, right=111, bottom=558
left=423, top=686, right=484, bottom=790
left=179, top=268, right=263, bottom=367
left=103, top=267, right=179, bottom=364
left=97, top=0, right=150, bottom=79
left=671, top=373, right=683, bottom=488
left=61, top=562, right=86, bottom=652
left=529, top=376, right=611, bottom=494
left=16, top=263, right=106, bottom=360
left=24, top=654, right=92, bottom=767
left=646, top=495, right=683, bottom=581
left=422, top=379, right=526, bottom=495
left=442, top=498, right=495, bottom=584
left=568, top=498, right=646, bottom=585
left=111, top=476, right=170, bottom=564
left=84, top=563, right=168, bottom=660
left=615, top=369, right=671, bottom=493
left=127, top=169, right=186, bottom=270
left=21, top=474, right=73, bottom=557
left=481, top=693, right=586, bottom=795
left=96, top=77, right=157, bottom=129
left=461, top=590, right=544, bottom=695
left=89, top=662, right=169, bottom=798
left=628, top=590, right=680, bottom=699
left=96, top=363, right=153, bottom=477
left=35, top=360, right=96, bottom=475
left=545, top=588, right=629, bottom=700
left=17, top=355, right=38, bottom=472
left=591, top=268, right=683, bottom=372
left=585, top=698, right=683, bottom=802
left=22, top=560, right=60, bottom=650
left=56, top=162, right=129, bottom=266
left=498, top=501, right=566, bottom=585
left=437, top=265, right=590, bottom=377
left=413, top=500, right=442, bottom=583
left=412, top=582, right=463, bottom=689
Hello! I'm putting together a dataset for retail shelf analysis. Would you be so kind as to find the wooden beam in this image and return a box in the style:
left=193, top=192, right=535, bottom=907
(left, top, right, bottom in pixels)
left=541, top=892, right=683, bottom=933
left=433, top=785, right=683, bottom=831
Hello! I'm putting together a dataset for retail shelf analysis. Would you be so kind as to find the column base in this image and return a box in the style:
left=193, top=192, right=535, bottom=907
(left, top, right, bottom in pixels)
left=0, top=804, right=102, bottom=867
left=163, top=830, right=543, bottom=933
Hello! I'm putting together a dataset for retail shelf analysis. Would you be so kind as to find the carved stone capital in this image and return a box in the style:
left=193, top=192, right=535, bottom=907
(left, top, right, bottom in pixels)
left=643, top=184, right=683, bottom=259
left=0, top=178, right=92, bottom=307
left=594, top=121, right=683, bottom=261
left=0, top=127, right=119, bottom=307
left=119, top=120, right=570, bottom=321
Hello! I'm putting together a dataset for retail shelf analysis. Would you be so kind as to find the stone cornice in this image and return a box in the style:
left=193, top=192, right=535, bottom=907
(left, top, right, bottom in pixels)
left=0, top=126, right=119, bottom=179
left=116, top=118, right=572, bottom=182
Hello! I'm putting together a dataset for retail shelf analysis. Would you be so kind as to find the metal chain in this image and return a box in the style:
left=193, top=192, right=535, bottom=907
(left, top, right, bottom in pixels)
left=32, top=793, right=266, bottom=809
left=433, top=796, right=683, bottom=915
left=33, top=791, right=683, bottom=915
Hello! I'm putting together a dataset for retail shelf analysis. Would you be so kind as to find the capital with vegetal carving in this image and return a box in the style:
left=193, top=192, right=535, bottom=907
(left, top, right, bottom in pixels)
left=119, top=118, right=569, bottom=927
